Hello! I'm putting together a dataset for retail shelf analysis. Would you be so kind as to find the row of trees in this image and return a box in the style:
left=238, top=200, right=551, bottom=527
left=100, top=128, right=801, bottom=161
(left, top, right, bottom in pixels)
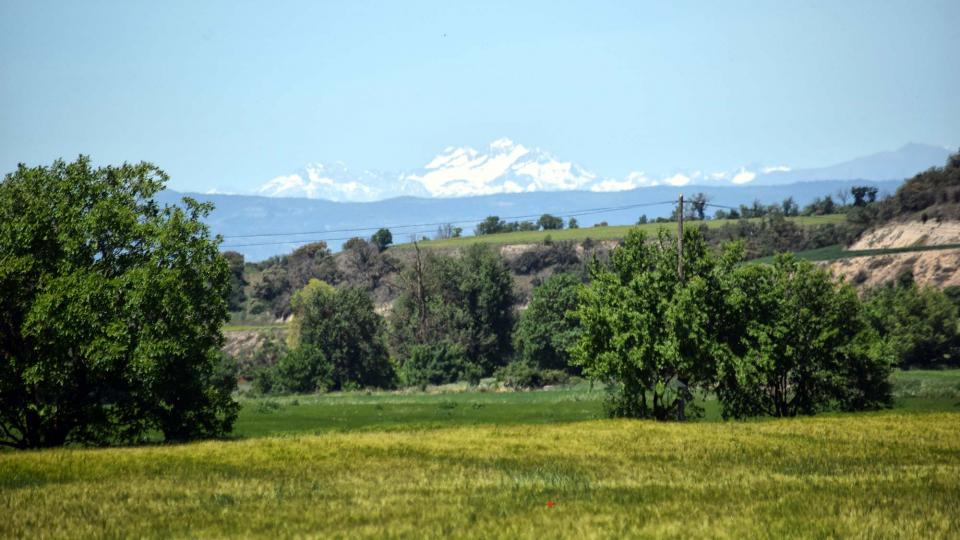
left=475, top=214, right=569, bottom=235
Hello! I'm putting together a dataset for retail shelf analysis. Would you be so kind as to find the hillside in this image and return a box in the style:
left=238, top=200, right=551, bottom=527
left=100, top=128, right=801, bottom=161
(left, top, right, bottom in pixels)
left=826, top=150, right=960, bottom=287
left=828, top=221, right=960, bottom=288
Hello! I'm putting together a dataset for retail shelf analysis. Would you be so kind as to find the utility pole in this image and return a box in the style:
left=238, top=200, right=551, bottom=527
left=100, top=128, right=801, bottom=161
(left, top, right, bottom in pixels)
left=677, top=193, right=684, bottom=282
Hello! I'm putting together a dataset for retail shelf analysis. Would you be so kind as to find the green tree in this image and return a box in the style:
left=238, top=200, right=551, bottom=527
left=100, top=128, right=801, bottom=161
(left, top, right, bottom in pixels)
left=390, top=245, right=515, bottom=377
left=572, top=228, right=740, bottom=420
left=716, top=255, right=893, bottom=418
left=568, top=217, right=579, bottom=229
left=475, top=216, right=508, bottom=235
left=223, top=250, right=247, bottom=311
left=514, top=273, right=582, bottom=371
left=371, top=228, right=393, bottom=251
left=851, top=186, right=878, bottom=207
left=537, top=213, right=564, bottom=230
left=0, top=157, right=237, bottom=448
left=863, top=278, right=960, bottom=368
left=400, top=341, right=473, bottom=387
left=285, top=280, right=395, bottom=391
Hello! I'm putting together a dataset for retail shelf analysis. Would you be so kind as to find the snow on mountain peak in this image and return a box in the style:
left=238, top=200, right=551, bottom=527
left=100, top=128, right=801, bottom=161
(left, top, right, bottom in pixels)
left=251, top=141, right=950, bottom=202
left=407, top=138, right=594, bottom=198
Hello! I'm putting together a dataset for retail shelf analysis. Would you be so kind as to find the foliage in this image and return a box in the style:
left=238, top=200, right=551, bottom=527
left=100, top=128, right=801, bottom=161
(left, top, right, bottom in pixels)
left=715, top=255, right=893, bottom=418
left=229, top=330, right=287, bottom=379
left=222, top=251, right=247, bottom=311
left=572, top=228, right=741, bottom=420
left=513, top=273, right=582, bottom=371
left=0, top=156, right=237, bottom=448
left=251, top=242, right=340, bottom=318
left=507, top=241, right=580, bottom=275
left=371, top=228, right=393, bottom=251
left=340, top=237, right=394, bottom=291
left=400, top=341, right=478, bottom=387
left=863, top=276, right=960, bottom=368
left=256, top=343, right=331, bottom=394
left=495, top=360, right=570, bottom=389
left=390, top=245, right=516, bottom=376
left=277, top=280, right=394, bottom=392
left=537, top=213, right=564, bottom=230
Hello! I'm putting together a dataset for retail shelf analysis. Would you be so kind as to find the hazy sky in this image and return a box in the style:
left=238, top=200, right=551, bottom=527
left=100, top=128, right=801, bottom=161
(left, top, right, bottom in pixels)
left=1, top=0, right=958, bottom=193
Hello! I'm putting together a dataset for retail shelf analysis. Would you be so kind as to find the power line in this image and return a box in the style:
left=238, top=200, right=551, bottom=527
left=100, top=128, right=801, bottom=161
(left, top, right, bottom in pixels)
left=222, top=199, right=675, bottom=239
left=219, top=199, right=676, bottom=247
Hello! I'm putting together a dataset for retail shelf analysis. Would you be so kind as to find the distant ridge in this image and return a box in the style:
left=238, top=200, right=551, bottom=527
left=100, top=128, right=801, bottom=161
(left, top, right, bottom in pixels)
left=250, top=141, right=951, bottom=202
left=165, top=179, right=904, bottom=261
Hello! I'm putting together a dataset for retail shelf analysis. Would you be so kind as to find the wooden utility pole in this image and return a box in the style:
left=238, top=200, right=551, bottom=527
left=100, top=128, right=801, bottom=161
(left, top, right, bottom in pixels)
left=677, top=193, right=684, bottom=282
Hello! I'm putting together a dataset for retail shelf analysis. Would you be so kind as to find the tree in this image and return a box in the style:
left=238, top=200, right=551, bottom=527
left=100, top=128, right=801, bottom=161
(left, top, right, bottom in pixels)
left=851, top=186, right=878, bottom=207
left=340, top=237, right=392, bottom=291
left=389, top=245, right=516, bottom=377
left=572, top=228, right=741, bottom=420
left=538, top=214, right=564, bottom=230
left=514, top=273, right=582, bottom=372
left=716, top=255, right=893, bottom=418
left=689, top=193, right=708, bottom=220
left=223, top=251, right=248, bottom=311
left=371, top=228, right=393, bottom=251
left=781, top=197, right=799, bottom=217
left=862, top=278, right=960, bottom=368
left=252, top=241, right=340, bottom=318
left=568, top=217, right=579, bottom=229
left=285, top=280, right=395, bottom=391
left=400, top=342, right=473, bottom=388
left=475, top=216, right=508, bottom=235
left=0, top=157, right=237, bottom=448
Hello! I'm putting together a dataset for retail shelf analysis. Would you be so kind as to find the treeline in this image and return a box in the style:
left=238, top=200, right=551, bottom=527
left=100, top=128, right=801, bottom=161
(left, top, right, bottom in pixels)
left=247, top=229, right=960, bottom=415
left=231, top=227, right=397, bottom=318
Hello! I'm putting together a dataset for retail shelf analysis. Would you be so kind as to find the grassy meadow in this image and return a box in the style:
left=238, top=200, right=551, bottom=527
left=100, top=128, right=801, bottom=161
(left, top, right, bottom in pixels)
left=2, top=370, right=959, bottom=539
left=392, top=214, right=847, bottom=250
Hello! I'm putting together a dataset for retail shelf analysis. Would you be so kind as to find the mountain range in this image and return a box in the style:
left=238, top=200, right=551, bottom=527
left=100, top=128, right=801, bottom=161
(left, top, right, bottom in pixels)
left=168, top=141, right=954, bottom=261
left=252, top=140, right=951, bottom=202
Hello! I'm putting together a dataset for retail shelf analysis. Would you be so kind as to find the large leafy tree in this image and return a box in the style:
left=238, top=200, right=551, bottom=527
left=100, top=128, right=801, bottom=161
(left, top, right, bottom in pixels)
left=390, top=244, right=515, bottom=378
left=862, top=275, right=959, bottom=368
left=285, top=279, right=395, bottom=391
left=572, top=228, right=741, bottom=420
left=716, top=255, right=893, bottom=417
left=513, top=273, right=582, bottom=372
left=0, top=157, right=237, bottom=448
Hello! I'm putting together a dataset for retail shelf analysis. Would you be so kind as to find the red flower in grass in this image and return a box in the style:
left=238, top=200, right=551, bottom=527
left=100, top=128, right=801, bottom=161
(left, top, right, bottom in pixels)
left=546, top=500, right=555, bottom=508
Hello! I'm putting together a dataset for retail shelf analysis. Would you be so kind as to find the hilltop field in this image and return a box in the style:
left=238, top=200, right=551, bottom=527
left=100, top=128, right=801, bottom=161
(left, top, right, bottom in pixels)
left=2, top=370, right=959, bottom=539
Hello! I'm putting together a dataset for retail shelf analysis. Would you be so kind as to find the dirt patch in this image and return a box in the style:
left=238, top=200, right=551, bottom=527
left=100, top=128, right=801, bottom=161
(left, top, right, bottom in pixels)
left=849, top=221, right=960, bottom=249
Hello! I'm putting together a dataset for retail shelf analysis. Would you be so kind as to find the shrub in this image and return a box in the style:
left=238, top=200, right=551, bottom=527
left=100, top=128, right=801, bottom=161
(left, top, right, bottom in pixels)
left=400, top=342, right=478, bottom=387
left=715, top=255, right=893, bottom=418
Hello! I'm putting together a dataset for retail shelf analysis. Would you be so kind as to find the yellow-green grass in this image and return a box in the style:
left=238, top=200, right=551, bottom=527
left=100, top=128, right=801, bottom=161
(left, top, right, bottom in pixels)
left=392, top=214, right=847, bottom=250
left=2, top=412, right=958, bottom=538
left=223, top=323, right=288, bottom=332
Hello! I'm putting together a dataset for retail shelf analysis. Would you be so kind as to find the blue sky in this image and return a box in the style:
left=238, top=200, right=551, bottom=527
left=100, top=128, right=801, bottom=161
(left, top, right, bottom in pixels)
left=1, top=0, right=958, bottom=193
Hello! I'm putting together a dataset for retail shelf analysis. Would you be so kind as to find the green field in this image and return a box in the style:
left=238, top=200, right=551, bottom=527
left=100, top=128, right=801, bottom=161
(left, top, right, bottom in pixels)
left=752, top=242, right=960, bottom=265
left=2, top=370, right=958, bottom=538
left=393, top=214, right=847, bottom=249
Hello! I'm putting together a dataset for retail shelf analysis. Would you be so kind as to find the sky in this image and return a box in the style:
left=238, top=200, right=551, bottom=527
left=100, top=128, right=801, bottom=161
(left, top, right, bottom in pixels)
left=1, top=0, right=958, bottom=193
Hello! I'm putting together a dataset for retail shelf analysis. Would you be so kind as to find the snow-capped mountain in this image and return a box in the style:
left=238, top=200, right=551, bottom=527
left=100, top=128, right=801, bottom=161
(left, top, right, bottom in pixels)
left=401, top=138, right=597, bottom=197
left=256, top=162, right=428, bottom=202
left=254, top=140, right=952, bottom=202
left=257, top=138, right=597, bottom=201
